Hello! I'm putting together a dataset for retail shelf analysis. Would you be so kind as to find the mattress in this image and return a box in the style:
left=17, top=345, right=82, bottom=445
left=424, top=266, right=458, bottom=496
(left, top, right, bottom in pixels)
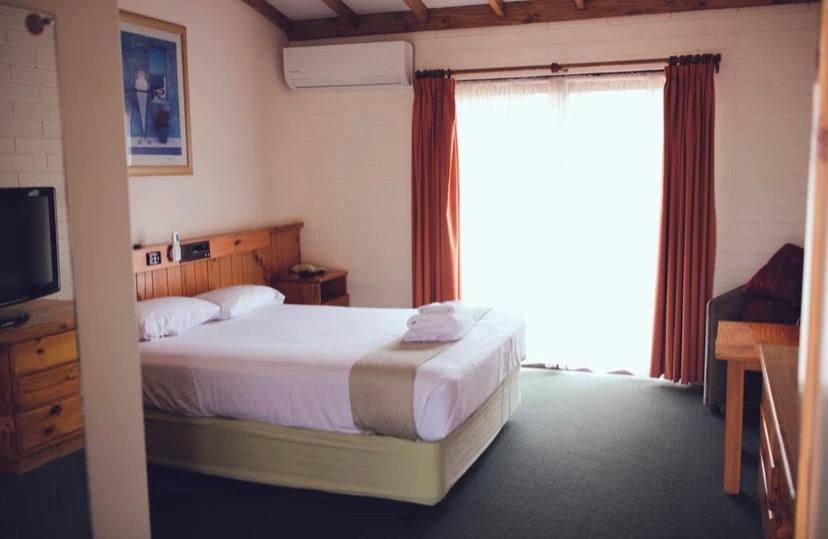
left=139, top=303, right=525, bottom=441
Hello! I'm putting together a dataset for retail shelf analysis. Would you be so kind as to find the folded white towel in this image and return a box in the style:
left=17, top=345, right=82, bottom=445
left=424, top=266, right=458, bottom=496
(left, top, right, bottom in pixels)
left=417, top=300, right=463, bottom=315
left=406, top=311, right=473, bottom=332
left=403, top=318, right=474, bottom=343
left=403, top=310, right=474, bottom=343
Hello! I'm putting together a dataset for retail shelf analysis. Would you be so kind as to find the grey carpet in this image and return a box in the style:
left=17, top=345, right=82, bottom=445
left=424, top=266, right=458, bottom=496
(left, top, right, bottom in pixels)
left=0, top=449, right=91, bottom=539
left=146, top=369, right=762, bottom=539
left=0, top=369, right=760, bottom=538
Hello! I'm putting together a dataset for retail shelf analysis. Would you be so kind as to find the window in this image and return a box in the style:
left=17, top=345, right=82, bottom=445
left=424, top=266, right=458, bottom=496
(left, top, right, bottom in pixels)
left=456, top=74, right=664, bottom=375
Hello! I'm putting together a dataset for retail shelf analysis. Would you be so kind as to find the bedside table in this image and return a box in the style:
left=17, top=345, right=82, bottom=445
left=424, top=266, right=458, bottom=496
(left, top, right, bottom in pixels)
left=271, top=270, right=349, bottom=306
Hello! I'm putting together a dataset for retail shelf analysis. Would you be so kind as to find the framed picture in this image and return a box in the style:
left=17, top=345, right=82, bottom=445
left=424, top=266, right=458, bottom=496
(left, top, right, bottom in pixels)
left=119, top=11, right=192, bottom=176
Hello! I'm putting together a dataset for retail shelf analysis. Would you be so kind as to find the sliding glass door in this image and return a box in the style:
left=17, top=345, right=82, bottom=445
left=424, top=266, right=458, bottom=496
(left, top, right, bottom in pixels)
left=456, top=74, right=664, bottom=375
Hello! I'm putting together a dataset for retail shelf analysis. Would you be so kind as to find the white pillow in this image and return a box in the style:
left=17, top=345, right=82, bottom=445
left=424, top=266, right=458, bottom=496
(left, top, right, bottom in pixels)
left=136, top=297, right=219, bottom=341
left=196, top=285, right=284, bottom=320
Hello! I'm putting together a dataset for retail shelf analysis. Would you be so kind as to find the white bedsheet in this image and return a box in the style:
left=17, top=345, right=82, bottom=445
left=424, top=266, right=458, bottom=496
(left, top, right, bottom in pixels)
left=139, top=303, right=525, bottom=442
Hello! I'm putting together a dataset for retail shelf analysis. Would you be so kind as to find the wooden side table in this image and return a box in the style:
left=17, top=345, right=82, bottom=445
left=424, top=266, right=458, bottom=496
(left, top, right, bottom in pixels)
left=271, top=270, right=349, bottom=306
left=715, top=321, right=799, bottom=495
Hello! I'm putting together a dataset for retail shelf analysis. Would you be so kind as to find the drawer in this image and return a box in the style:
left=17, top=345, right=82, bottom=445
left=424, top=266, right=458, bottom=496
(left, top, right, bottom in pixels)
left=17, top=394, right=83, bottom=453
left=323, top=294, right=350, bottom=307
left=278, top=282, right=321, bottom=305
left=760, top=403, right=776, bottom=474
left=759, top=441, right=779, bottom=535
left=758, top=456, right=776, bottom=539
left=14, top=362, right=80, bottom=412
left=10, top=331, right=78, bottom=377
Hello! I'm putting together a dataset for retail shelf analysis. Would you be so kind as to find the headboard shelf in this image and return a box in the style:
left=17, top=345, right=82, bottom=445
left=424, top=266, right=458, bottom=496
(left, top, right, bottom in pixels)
left=133, top=222, right=303, bottom=301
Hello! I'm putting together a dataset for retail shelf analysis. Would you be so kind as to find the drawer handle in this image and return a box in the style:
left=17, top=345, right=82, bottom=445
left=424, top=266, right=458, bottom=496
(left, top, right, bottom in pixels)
left=49, top=404, right=62, bottom=416
left=44, top=426, right=55, bottom=435
left=36, top=348, right=45, bottom=355
left=234, top=239, right=242, bottom=246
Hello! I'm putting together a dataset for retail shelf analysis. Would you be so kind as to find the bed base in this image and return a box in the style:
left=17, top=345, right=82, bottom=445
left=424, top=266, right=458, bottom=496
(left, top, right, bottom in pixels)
left=144, top=369, right=520, bottom=505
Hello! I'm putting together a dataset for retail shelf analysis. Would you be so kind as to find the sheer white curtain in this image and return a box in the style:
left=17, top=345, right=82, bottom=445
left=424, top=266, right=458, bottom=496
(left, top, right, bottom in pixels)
left=456, top=74, right=664, bottom=375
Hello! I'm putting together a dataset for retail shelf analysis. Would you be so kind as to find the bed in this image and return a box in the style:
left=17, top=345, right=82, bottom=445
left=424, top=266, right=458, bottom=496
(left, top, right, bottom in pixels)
left=134, top=224, right=524, bottom=504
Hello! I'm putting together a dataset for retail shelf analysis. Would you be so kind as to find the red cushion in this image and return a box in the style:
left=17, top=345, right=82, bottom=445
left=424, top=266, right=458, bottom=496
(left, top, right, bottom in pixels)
left=744, top=243, right=804, bottom=307
left=741, top=297, right=800, bottom=325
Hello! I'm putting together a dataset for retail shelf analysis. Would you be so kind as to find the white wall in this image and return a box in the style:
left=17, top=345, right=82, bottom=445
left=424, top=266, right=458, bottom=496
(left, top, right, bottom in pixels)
left=272, top=4, right=820, bottom=307
left=120, top=0, right=287, bottom=246
left=269, top=86, right=412, bottom=306
left=0, top=4, right=71, bottom=299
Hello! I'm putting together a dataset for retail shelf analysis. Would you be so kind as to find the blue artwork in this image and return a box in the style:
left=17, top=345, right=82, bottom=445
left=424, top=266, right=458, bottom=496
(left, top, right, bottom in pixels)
left=120, top=23, right=188, bottom=168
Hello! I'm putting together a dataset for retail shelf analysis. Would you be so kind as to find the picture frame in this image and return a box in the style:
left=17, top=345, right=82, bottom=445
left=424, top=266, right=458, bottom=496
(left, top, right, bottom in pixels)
left=119, top=11, right=192, bottom=176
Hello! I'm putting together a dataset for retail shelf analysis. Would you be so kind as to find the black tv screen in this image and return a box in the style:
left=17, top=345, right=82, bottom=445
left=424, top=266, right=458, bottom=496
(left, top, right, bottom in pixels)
left=0, top=187, right=60, bottom=307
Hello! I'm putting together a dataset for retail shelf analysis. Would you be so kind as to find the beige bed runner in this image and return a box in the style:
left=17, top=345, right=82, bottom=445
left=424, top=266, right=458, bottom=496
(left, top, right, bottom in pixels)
left=349, top=308, right=489, bottom=440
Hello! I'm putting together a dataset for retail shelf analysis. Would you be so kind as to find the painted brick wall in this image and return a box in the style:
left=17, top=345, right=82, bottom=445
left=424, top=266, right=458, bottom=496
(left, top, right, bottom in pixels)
left=275, top=4, right=819, bottom=307
left=0, top=5, right=71, bottom=299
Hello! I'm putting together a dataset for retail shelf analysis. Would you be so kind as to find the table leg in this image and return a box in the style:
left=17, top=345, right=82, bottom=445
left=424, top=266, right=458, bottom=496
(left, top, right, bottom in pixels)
left=723, top=361, right=745, bottom=494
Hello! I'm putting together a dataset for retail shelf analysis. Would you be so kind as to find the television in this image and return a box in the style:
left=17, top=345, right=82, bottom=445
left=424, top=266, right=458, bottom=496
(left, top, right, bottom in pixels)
left=0, top=187, right=60, bottom=329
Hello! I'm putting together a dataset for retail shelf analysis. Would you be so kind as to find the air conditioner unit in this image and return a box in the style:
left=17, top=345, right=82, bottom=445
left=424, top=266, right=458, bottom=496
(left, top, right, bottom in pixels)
left=283, top=41, right=413, bottom=91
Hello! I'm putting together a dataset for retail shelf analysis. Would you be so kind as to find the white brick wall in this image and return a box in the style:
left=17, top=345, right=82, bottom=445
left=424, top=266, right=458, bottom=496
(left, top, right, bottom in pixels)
left=271, top=4, right=820, bottom=307
left=0, top=5, right=71, bottom=299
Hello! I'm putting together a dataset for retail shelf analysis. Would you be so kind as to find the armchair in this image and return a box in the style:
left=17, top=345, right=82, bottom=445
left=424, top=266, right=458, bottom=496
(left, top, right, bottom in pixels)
left=703, top=243, right=804, bottom=413
left=703, top=286, right=751, bottom=412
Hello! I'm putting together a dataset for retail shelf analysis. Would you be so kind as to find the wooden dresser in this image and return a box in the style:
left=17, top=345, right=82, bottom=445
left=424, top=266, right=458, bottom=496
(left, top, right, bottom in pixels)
left=758, top=344, right=799, bottom=539
left=715, top=321, right=799, bottom=495
left=0, top=300, right=83, bottom=473
left=272, top=270, right=350, bottom=306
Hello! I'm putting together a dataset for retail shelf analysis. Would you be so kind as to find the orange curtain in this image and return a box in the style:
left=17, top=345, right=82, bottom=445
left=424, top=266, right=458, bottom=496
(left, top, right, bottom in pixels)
left=651, top=55, right=719, bottom=384
left=411, top=71, right=461, bottom=307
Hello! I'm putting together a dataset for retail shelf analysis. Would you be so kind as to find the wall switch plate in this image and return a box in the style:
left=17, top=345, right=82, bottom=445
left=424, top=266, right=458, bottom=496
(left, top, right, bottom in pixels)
left=146, top=251, right=162, bottom=266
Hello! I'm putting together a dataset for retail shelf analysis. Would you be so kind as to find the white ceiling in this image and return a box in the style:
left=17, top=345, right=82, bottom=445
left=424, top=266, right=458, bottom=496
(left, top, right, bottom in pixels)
left=267, top=0, right=518, bottom=21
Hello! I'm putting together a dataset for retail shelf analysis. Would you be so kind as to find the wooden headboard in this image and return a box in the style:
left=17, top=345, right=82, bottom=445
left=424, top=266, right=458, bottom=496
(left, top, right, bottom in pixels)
left=132, top=222, right=303, bottom=301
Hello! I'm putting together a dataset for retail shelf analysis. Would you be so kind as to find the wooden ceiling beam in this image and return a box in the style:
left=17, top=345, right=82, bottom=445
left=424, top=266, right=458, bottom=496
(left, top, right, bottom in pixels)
left=402, top=0, right=429, bottom=22
left=574, top=0, right=586, bottom=9
left=238, top=0, right=293, bottom=36
left=321, top=0, right=360, bottom=28
left=489, top=0, right=505, bottom=16
left=289, top=0, right=811, bottom=41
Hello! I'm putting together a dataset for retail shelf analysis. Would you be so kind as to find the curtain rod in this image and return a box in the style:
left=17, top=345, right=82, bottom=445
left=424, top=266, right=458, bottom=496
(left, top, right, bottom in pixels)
left=456, top=68, right=665, bottom=84
left=425, top=53, right=722, bottom=78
